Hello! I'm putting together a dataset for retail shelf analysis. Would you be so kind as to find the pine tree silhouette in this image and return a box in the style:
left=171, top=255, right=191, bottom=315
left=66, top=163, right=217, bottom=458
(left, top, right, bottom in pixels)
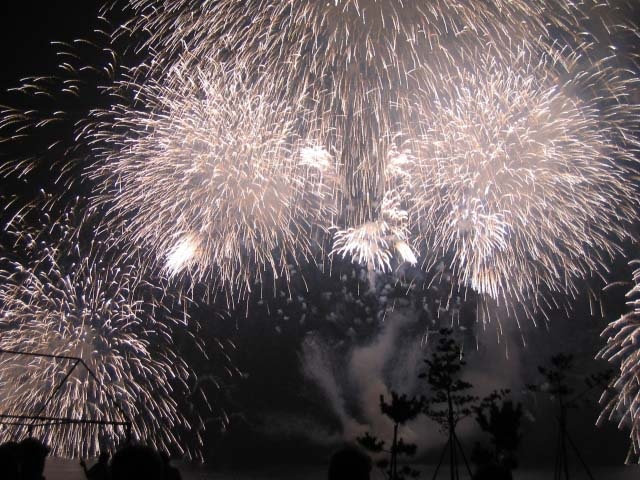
left=357, top=391, right=423, bottom=479
left=528, top=353, right=611, bottom=480
left=420, top=328, right=477, bottom=480
left=472, top=389, right=523, bottom=473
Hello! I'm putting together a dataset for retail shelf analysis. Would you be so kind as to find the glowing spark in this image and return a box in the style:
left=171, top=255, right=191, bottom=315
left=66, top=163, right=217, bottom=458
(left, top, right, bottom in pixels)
left=164, top=233, right=203, bottom=278
left=394, top=241, right=417, bottom=267
left=300, top=146, right=333, bottom=171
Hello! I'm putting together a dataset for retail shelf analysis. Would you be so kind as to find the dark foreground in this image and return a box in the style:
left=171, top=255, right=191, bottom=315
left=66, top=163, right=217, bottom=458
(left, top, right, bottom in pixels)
left=45, top=457, right=640, bottom=480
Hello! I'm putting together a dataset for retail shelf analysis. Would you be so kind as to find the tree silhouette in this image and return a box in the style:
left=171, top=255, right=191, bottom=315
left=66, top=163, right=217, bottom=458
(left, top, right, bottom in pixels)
left=420, top=328, right=477, bottom=479
left=528, top=353, right=612, bottom=480
left=357, top=391, right=423, bottom=479
left=472, top=389, right=523, bottom=473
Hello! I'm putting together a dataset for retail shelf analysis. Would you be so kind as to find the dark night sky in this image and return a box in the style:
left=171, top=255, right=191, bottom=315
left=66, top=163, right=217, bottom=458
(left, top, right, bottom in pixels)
left=1, top=0, right=640, bottom=471
left=0, top=2, right=104, bottom=89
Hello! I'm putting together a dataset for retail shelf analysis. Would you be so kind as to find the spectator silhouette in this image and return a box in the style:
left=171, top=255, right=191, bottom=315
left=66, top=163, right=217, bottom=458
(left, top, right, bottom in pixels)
left=80, top=451, right=110, bottom=480
left=328, top=445, right=371, bottom=480
left=160, top=451, right=181, bottom=480
left=111, top=444, right=163, bottom=480
left=473, top=464, right=513, bottom=480
left=19, top=438, right=49, bottom=480
left=0, top=441, right=21, bottom=480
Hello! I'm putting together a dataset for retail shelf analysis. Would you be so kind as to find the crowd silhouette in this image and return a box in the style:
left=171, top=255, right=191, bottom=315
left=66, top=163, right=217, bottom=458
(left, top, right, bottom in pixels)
left=0, top=438, right=184, bottom=480
left=0, top=438, right=50, bottom=480
left=1, top=439, right=374, bottom=480
left=328, top=445, right=372, bottom=480
left=0, top=436, right=520, bottom=480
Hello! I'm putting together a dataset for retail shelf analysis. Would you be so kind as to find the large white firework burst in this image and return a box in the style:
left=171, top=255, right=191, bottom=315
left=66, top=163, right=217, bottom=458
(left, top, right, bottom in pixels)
left=89, top=59, right=338, bottom=296
left=0, top=206, right=195, bottom=458
left=598, top=262, right=640, bottom=463
left=101, top=0, right=640, bottom=306
left=410, top=46, right=639, bottom=307
left=114, top=0, right=589, bottom=224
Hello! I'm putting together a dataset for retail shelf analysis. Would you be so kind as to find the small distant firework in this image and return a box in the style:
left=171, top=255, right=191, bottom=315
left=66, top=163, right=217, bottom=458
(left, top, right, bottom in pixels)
left=0, top=205, right=195, bottom=458
left=411, top=47, right=638, bottom=306
left=332, top=219, right=397, bottom=274
left=89, top=60, right=338, bottom=296
left=598, top=262, right=640, bottom=463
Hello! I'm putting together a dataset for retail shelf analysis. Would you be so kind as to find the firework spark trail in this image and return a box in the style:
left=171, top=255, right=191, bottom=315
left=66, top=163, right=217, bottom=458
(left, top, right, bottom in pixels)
left=0, top=204, right=196, bottom=458
left=332, top=144, right=417, bottom=274
left=598, top=262, right=640, bottom=463
left=0, top=32, right=116, bottom=192
left=88, top=59, right=339, bottom=297
left=113, top=0, right=590, bottom=225
left=409, top=46, right=639, bottom=308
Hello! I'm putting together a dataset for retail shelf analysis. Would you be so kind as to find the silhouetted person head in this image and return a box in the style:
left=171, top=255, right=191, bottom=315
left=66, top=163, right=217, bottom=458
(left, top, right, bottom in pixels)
left=111, top=444, right=163, bottom=480
left=328, top=445, right=371, bottom=480
left=82, top=450, right=111, bottom=480
left=160, top=451, right=182, bottom=480
left=19, top=438, right=49, bottom=480
left=473, top=464, right=513, bottom=480
left=97, top=451, right=109, bottom=465
left=0, top=441, right=21, bottom=480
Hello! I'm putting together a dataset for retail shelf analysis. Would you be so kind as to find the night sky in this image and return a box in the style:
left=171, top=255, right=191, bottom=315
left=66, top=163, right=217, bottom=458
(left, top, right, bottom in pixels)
left=1, top=0, right=640, bottom=475
left=0, top=3, right=102, bottom=87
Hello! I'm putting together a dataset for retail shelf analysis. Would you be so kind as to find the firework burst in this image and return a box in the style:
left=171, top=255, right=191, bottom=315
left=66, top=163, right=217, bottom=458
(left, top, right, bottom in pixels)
left=598, top=262, right=640, bottom=463
left=99, top=1, right=640, bottom=305
left=0, top=204, right=196, bottom=458
left=410, top=46, right=639, bottom=307
left=114, top=0, right=590, bottom=225
left=88, top=59, right=338, bottom=296
left=6, top=0, right=627, bottom=316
